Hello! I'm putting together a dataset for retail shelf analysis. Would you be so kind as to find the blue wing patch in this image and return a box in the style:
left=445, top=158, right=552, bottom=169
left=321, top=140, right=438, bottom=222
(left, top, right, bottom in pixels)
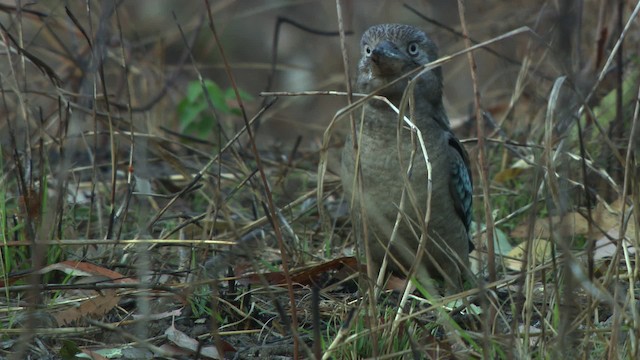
left=447, top=133, right=474, bottom=251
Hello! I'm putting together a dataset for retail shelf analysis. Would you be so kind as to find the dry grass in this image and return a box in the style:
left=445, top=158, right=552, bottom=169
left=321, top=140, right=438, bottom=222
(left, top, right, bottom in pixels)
left=0, top=1, right=639, bottom=359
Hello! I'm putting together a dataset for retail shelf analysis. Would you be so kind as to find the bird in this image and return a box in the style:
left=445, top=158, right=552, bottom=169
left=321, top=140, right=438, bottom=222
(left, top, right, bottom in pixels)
left=341, top=24, right=474, bottom=293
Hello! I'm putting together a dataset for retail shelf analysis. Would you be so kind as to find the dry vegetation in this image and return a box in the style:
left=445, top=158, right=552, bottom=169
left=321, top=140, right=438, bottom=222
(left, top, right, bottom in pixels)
left=1, top=1, right=639, bottom=359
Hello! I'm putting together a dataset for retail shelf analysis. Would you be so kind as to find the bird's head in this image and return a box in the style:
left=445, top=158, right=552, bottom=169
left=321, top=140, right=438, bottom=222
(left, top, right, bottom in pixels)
left=356, top=24, right=443, bottom=107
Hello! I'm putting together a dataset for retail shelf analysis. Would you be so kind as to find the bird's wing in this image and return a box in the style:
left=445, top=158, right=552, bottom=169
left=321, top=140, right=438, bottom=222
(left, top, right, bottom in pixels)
left=447, top=132, right=473, bottom=250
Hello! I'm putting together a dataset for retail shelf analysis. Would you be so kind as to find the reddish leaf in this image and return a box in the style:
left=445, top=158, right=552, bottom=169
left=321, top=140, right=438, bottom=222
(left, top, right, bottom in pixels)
left=238, top=256, right=359, bottom=286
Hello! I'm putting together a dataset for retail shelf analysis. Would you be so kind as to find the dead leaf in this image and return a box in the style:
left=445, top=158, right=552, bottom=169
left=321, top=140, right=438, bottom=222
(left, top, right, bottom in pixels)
left=591, top=198, right=637, bottom=242
left=164, top=323, right=225, bottom=359
left=510, top=198, right=637, bottom=244
left=38, top=261, right=137, bottom=283
left=593, top=228, right=637, bottom=261
left=53, top=288, right=120, bottom=326
left=36, top=261, right=137, bottom=326
left=238, top=256, right=359, bottom=286
left=504, top=239, right=554, bottom=271
left=494, top=158, right=532, bottom=183
left=511, top=212, right=590, bottom=239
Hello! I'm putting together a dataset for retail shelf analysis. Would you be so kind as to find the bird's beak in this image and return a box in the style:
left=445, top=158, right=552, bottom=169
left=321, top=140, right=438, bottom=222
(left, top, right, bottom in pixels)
left=370, top=40, right=405, bottom=75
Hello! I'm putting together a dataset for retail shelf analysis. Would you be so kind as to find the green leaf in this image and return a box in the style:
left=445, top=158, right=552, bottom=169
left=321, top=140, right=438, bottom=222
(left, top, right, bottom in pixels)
left=59, top=340, right=81, bottom=359
left=225, top=87, right=253, bottom=101
left=177, top=78, right=253, bottom=140
left=204, top=80, right=229, bottom=113
left=193, top=115, right=216, bottom=135
left=178, top=101, right=207, bottom=131
left=186, top=81, right=203, bottom=103
left=471, top=222, right=513, bottom=256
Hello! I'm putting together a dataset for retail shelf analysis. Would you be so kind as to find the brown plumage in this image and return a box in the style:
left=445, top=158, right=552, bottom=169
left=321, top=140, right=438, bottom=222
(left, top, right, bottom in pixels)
left=341, top=24, right=474, bottom=293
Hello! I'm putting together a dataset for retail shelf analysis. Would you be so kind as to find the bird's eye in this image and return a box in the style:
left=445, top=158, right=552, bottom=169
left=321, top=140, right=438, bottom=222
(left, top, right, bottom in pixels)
left=364, top=44, right=372, bottom=56
left=407, top=42, right=419, bottom=56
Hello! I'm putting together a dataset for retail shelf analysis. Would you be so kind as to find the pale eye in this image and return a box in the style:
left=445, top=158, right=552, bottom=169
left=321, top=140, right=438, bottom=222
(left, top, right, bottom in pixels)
left=364, top=44, right=372, bottom=56
left=407, top=42, right=419, bottom=56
